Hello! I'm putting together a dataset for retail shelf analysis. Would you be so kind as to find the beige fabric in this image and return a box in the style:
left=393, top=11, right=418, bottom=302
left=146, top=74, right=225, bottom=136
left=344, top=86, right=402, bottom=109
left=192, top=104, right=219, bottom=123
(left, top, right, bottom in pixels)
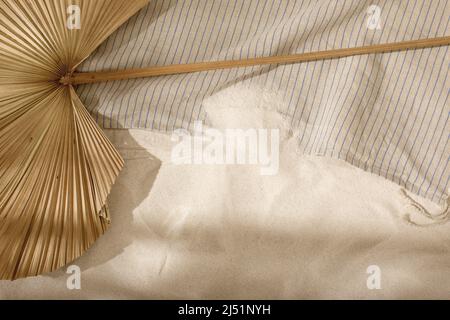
left=77, top=0, right=450, bottom=204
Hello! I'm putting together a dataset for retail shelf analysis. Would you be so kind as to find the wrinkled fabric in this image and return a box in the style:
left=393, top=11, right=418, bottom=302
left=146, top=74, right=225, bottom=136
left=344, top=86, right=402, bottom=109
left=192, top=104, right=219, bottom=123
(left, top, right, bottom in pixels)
left=77, top=0, right=449, bottom=204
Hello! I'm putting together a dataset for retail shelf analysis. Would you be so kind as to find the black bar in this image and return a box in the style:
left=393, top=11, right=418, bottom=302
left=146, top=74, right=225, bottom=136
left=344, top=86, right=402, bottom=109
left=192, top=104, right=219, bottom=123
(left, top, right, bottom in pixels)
left=0, top=300, right=447, bottom=319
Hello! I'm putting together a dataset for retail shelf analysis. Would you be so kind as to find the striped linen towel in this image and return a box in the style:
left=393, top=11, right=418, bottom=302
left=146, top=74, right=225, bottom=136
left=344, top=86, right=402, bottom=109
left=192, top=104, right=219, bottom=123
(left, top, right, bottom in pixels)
left=76, top=0, right=449, bottom=204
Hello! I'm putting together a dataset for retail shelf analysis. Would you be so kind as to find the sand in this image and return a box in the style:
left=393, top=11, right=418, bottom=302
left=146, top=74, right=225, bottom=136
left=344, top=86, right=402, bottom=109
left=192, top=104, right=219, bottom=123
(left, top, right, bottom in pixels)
left=0, top=87, right=448, bottom=299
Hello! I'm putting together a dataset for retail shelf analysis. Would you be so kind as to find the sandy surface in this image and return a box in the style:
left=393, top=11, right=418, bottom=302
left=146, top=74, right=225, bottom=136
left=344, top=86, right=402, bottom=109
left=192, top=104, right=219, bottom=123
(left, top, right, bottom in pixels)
left=0, top=90, right=448, bottom=299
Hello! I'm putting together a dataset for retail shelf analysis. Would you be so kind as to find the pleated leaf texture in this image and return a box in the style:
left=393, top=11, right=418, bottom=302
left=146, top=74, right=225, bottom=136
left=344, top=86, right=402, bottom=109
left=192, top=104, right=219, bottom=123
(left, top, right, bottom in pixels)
left=0, top=0, right=149, bottom=280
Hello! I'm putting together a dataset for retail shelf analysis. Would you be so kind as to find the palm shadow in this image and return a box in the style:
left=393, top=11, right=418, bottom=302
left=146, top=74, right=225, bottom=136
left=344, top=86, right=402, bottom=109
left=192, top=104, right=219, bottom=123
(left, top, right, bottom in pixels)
left=48, top=109, right=162, bottom=276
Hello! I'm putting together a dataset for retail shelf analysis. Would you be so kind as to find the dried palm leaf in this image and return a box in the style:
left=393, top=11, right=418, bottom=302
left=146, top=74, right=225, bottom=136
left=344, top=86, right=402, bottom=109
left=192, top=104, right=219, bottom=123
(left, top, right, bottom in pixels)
left=0, top=0, right=148, bottom=280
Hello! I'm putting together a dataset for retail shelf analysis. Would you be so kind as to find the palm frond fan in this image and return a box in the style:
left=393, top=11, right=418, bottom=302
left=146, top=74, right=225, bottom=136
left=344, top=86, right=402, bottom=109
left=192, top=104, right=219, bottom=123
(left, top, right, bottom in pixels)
left=1, top=0, right=449, bottom=280
left=0, top=0, right=149, bottom=280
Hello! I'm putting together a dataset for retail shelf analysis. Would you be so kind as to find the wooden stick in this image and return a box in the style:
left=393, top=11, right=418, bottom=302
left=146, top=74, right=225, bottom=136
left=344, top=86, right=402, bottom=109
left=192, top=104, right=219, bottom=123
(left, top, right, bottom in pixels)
left=67, top=36, right=450, bottom=85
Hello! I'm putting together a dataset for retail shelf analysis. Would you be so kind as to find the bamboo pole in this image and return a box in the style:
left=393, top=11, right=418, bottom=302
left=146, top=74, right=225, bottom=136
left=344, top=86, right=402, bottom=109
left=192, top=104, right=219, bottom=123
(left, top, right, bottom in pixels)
left=66, top=36, right=450, bottom=85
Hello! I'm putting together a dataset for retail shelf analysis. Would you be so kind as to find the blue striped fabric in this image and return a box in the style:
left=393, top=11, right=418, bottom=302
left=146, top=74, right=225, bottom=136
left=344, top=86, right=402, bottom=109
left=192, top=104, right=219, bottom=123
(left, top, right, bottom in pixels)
left=76, top=0, right=450, bottom=204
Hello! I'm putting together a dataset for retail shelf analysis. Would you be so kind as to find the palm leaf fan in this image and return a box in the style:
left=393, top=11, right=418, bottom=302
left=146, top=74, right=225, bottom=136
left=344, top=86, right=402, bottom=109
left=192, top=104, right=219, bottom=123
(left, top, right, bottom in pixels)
left=0, top=0, right=149, bottom=280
